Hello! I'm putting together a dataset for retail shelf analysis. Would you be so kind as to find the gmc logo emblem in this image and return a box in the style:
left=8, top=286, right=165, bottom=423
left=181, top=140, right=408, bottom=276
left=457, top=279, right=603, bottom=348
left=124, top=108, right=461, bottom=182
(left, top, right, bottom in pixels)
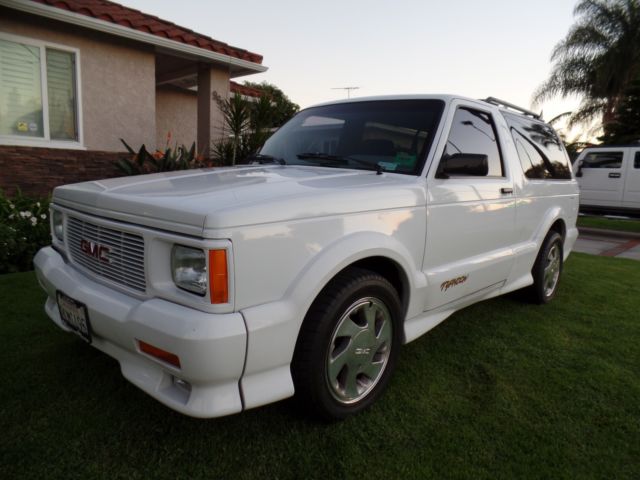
left=80, top=239, right=111, bottom=264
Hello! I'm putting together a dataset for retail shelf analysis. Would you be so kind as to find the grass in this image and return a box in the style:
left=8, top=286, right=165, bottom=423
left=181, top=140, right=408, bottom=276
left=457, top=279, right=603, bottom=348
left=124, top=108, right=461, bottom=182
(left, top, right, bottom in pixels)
left=578, top=215, right=640, bottom=233
left=1, top=253, right=639, bottom=479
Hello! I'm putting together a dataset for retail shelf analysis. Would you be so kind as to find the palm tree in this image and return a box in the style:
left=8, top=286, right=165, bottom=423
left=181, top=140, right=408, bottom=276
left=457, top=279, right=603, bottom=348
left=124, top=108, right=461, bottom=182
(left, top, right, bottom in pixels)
left=533, top=0, right=640, bottom=132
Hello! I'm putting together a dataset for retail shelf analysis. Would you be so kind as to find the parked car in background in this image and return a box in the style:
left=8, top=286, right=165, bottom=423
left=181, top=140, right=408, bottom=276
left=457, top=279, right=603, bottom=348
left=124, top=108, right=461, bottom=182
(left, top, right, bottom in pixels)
left=574, top=145, right=640, bottom=215
left=34, top=95, right=579, bottom=420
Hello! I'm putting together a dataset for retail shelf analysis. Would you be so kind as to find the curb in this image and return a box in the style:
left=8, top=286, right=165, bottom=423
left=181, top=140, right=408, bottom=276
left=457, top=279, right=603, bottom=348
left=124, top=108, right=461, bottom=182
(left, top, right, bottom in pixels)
left=578, top=227, right=640, bottom=240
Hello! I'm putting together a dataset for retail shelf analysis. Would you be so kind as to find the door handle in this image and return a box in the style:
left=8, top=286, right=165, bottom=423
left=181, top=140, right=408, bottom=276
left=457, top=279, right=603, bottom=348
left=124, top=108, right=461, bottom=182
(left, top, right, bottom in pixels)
left=500, top=187, right=513, bottom=194
left=608, top=172, right=621, bottom=178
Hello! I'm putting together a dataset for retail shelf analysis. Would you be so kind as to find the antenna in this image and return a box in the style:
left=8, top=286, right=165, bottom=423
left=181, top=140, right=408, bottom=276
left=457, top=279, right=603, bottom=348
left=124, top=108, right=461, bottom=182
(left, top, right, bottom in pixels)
left=331, top=86, right=360, bottom=99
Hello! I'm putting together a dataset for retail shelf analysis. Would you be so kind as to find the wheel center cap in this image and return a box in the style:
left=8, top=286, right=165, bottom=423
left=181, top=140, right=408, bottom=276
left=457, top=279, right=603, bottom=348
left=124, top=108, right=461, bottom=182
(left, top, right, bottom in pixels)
left=351, top=331, right=376, bottom=362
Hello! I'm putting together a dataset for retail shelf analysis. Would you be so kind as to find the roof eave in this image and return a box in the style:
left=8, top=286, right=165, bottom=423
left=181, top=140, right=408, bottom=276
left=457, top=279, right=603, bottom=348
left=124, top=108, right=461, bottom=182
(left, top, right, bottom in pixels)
left=1, top=0, right=268, bottom=76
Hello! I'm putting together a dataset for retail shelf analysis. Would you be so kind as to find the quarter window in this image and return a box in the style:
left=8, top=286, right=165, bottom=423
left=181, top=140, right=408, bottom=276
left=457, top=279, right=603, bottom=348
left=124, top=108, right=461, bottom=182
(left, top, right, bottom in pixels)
left=582, top=152, right=623, bottom=169
left=0, top=36, right=79, bottom=143
left=441, top=107, right=503, bottom=177
left=504, top=113, right=571, bottom=180
left=634, top=151, right=640, bottom=169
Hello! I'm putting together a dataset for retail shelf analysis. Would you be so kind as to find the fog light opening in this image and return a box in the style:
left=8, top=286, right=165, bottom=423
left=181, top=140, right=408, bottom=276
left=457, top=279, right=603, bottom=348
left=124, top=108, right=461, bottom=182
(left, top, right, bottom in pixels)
left=172, top=376, right=192, bottom=394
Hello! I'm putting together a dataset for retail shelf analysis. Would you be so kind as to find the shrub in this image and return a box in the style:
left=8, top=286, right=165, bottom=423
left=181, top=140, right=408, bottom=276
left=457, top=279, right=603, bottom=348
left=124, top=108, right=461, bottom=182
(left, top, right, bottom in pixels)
left=116, top=138, right=210, bottom=176
left=0, top=190, right=51, bottom=274
left=211, top=93, right=277, bottom=166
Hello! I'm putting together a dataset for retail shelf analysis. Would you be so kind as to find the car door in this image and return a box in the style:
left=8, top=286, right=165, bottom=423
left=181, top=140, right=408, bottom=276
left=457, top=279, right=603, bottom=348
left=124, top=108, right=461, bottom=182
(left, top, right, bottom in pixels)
left=621, top=149, right=640, bottom=210
left=576, top=149, right=626, bottom=208
left=422, top=101, right=516, bottom=311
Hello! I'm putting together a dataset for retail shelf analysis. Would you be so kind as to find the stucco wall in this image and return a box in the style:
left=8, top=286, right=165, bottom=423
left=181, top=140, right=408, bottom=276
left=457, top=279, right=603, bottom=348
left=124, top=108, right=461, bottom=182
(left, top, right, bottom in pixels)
left=155, top=86, right=197, bottom=150
left=0, top=8, right=156, bottom=151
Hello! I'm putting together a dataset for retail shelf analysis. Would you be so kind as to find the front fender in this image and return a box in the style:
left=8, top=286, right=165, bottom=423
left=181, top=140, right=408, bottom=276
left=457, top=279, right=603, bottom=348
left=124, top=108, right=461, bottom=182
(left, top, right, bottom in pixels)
left=239, top=231, right=425, bottom=410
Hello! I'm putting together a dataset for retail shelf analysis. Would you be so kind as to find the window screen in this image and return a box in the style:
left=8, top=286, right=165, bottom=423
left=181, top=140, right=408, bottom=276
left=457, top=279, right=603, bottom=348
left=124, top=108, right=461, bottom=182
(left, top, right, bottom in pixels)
left=0, top=38, right=44, bottom=137
left=46, top=48, right=78, bottom=141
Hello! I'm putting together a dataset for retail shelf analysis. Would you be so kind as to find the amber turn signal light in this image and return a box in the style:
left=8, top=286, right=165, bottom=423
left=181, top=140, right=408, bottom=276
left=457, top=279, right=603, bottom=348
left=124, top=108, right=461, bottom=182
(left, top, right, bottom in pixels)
left=209, top=249, right=229, bottom=304
left=138, top=340, right=181, bottom=368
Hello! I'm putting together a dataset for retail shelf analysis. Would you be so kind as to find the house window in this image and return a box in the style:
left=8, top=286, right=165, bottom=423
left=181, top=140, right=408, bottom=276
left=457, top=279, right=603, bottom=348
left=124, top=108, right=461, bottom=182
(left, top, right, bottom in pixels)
left=0, top=34, right=80, bottom=145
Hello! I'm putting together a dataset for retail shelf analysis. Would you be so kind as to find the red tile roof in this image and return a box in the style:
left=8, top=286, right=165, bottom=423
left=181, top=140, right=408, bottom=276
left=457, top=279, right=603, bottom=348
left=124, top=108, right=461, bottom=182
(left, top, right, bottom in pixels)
left=31, top=0, right=263, bottom=64
left=230, top=81, right=262, bottom=98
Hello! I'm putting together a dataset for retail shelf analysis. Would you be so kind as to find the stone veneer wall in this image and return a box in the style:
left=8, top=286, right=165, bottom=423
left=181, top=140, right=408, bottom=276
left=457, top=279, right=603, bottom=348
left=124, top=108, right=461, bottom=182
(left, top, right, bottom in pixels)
left=0, top=146, right=128, bottom=198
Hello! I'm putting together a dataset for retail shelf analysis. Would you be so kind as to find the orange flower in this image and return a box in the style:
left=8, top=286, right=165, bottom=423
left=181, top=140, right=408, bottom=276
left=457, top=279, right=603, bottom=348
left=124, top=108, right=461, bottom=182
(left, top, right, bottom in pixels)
left=153, top=150, right=163, bottom=160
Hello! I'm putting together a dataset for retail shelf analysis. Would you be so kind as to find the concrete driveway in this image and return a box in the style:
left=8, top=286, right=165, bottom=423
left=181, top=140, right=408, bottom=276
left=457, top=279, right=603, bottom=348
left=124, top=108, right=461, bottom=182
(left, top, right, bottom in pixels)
left=573, top=228, right=640, bottom=260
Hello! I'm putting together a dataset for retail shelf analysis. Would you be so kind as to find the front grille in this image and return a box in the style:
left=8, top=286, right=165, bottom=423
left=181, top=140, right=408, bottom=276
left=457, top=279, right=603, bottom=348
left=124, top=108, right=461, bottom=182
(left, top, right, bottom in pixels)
left=67, top=216, right=146, bottom=293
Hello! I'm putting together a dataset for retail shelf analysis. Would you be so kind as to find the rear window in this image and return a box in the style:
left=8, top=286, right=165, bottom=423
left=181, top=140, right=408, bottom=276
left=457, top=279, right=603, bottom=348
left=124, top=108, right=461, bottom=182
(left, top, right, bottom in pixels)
left=504, top=113, right=572, bottom=180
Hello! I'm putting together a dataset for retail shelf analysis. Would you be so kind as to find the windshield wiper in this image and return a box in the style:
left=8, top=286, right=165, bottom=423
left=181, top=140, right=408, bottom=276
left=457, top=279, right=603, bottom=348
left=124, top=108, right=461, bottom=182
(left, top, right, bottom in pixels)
left=296, top=152, right=386, bottom=174
left=243, top=154, right=286, bottom=165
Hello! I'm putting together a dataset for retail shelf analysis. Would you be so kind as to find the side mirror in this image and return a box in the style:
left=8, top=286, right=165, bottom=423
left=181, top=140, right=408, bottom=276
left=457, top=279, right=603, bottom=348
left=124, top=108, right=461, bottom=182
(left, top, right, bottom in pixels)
left=575, top=160, right=583, bottom=178
left=437, top=153, right=488, bottom=178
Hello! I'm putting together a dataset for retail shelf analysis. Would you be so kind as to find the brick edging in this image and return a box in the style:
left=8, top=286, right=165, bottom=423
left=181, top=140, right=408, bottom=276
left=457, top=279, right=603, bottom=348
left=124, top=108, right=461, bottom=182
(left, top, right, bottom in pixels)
left=578, top=227, right=640, bottom=240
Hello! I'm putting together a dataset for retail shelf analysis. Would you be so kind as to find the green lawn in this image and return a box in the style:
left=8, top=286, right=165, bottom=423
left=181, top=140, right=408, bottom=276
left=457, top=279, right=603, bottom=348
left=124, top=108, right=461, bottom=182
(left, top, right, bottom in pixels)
left=2, top=253, right=639, bottom=479
left=578, top=215, right=640, bottom=233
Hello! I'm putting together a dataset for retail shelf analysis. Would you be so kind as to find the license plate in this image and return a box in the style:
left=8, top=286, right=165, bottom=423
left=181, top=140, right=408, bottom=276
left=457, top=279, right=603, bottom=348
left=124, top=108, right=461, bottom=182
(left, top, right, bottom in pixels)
left=57, top=291, right=92, bottom=343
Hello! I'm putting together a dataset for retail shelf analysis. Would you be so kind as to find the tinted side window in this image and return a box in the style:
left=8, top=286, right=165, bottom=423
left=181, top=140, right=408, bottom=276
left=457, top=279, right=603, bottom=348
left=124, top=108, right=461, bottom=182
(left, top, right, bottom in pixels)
left=582, top=152, right=623, bottom=169
left=512, top=129, right=553, bottom=179
left=504, top=113, right=571, bottom=180
left=442, top=107, right=503, bottom=176
left=634, top=151, right=640, bottom=168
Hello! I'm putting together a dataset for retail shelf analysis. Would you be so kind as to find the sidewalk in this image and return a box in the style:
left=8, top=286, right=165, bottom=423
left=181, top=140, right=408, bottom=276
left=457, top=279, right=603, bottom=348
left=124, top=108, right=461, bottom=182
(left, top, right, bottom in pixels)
left=574, top=229, right=640, bottom=260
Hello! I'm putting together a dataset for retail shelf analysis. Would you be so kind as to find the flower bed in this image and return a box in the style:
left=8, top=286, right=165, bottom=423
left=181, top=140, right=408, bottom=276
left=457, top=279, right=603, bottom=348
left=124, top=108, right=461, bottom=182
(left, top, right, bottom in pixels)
left=0, top=190, right=51, bottom=273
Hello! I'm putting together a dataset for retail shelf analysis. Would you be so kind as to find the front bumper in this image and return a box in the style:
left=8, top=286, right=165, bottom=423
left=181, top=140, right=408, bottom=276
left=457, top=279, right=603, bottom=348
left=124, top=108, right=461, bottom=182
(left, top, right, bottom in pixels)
left=34, top=247, right=247, bottom=418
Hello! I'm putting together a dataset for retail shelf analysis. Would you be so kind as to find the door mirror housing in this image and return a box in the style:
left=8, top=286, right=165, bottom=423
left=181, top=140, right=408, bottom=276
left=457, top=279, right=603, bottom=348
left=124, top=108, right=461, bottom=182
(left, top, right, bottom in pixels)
left=436, top=153, right=488, bottom=178
left=575, top=159, right=583, bottom=177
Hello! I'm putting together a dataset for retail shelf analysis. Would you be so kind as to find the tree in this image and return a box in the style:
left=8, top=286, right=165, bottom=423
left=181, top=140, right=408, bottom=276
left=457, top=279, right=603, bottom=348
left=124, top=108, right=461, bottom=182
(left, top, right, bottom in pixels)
left=241, top=81, right=300, bottom=127
left=598, top=79, right=640, bottom=143
left=212, top=83, right=299, bottom=166
left=215, top=92, right=251, bottom=165
left=533, top=0, right=640, bottom=132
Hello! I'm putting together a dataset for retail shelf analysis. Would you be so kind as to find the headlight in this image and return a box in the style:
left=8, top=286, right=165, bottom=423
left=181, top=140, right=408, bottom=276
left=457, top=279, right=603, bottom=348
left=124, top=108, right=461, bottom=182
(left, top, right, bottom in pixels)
left=171, top=245, right=207, bottom=296
left=52, top=210, right=64, bottom=242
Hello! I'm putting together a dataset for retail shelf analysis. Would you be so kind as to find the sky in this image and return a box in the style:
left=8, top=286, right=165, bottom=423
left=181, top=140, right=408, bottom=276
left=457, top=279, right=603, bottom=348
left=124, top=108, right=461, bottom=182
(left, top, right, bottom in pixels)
left=120, top=0, right=585, bottom=137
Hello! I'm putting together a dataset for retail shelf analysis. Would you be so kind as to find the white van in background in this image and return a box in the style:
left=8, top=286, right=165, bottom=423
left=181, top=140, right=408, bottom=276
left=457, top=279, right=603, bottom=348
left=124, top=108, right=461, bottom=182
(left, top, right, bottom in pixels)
left=574, top=145, right=640, bottom=214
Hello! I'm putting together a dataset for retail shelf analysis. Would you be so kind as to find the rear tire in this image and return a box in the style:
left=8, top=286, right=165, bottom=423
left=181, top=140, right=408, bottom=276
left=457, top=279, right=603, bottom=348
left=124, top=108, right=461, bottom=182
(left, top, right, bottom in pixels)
left=292, top=268, right=402, bottom=420
left=527, top=231, right=564, bottom=304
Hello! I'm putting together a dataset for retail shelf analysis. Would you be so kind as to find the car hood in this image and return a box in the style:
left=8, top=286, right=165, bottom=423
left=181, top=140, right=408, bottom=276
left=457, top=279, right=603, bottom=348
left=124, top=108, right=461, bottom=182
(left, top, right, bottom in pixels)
left=53, top=165, right=426, bottom=236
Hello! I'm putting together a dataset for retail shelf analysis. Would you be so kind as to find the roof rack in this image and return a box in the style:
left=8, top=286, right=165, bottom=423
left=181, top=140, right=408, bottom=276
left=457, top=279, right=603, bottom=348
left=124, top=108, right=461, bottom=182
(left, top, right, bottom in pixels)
left=483, top=97, right=541, bottom=120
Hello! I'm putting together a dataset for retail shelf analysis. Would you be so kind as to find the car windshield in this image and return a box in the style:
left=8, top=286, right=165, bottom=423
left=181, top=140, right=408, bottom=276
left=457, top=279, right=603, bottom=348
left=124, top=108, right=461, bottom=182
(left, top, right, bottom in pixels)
left=259, top=99, right=445, bottom=175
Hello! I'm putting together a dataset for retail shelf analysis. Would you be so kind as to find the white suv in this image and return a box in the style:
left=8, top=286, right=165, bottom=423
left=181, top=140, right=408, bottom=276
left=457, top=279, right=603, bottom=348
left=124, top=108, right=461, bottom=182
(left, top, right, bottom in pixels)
left=574, top=145, right=640, bottom=214
left=35, top=95, right=579, bottom=420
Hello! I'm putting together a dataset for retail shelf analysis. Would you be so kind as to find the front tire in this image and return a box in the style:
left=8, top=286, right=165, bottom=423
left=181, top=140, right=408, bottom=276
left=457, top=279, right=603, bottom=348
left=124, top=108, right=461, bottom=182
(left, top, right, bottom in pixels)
left=528, top=231, right=564, bottom=304
left=292, top=268, right=402, bottom=420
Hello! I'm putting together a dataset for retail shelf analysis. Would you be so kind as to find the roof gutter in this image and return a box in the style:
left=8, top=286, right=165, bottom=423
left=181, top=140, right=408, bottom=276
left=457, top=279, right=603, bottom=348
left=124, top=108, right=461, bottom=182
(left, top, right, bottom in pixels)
left=1, top=0, right=268, bottom=75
